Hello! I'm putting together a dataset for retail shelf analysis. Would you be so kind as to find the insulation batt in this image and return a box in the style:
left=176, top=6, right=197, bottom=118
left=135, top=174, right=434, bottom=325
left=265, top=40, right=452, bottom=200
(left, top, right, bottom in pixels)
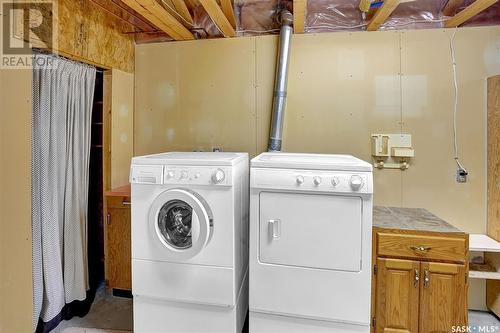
left=191, top=0, right=500, bottom=37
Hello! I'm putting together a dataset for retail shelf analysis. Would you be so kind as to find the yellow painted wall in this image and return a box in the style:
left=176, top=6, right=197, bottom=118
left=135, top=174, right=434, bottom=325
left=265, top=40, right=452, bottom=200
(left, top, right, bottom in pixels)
left=135, top=26, right=500, bottom=309
left=0, top=69, right=33, bottom=332
left=111, top=69, right=135, bottom=188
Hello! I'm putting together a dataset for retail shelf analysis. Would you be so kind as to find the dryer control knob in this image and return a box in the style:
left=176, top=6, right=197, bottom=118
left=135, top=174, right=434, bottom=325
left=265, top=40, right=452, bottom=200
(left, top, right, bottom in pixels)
left=331, top=176, right=340, bottom=187
left=180, top=171, right=188, bottom=179
left=350, top=175, right=364, bottom=191
left=296, top=175, right=304, bottom=185
left=212, top=169, right=225, bottom=183
left=313, top=176, right=322, bottom=186
left=166, top=171, right=175, bottom=179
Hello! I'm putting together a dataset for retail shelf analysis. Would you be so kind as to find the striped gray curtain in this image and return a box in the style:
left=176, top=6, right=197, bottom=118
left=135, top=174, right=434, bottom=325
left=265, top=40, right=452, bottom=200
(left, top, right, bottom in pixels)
left=32, top=53, right=96, bottom=331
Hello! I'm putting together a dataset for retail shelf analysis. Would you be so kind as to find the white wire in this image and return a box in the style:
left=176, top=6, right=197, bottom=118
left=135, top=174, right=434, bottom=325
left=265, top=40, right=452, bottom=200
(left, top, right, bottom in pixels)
left=449, top=27, right=467, bottom=171
left=237, top=28, right=281, bottom=34
left=305, top=19, right=447, bottom=32
left=160, top=0, right=194, bottom=27
left=159, top=0, right=230, bottom=37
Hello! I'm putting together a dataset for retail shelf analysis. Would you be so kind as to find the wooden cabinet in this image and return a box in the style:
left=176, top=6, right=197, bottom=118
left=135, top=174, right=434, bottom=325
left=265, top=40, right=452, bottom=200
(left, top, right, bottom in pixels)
left=376, top=258, right=420, bottom=333
left=419, top=262, right=467, bottom=333
left=372, top=228, right=469, bottom=333
left=105, top=194, right=132, bottom=291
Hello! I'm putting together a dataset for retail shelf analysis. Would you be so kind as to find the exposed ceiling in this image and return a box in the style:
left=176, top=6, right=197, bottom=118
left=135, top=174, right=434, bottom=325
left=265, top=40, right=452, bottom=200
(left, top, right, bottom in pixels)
left=89, top=0, right=500, bottom=43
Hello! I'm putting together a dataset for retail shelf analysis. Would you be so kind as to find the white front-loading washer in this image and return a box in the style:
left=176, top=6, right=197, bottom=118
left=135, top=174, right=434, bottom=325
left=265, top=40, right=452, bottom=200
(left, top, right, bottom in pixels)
left=249, top=152, right=373, bottom=333
left=131, top=152, right=249, bottom=333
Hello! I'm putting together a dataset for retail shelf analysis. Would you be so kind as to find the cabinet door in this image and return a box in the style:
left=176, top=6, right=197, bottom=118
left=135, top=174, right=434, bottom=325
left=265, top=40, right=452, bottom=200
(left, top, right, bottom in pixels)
left=376, top=258, right=420, bottom=333
left=419, top=262, right=467, bottom=333
left=106, top=207, right=132, bottom=290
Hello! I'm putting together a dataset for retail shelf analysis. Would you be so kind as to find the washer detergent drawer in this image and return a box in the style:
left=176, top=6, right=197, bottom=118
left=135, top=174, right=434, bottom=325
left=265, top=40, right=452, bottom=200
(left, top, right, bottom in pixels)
left=259, top=192, right=362, bottom=272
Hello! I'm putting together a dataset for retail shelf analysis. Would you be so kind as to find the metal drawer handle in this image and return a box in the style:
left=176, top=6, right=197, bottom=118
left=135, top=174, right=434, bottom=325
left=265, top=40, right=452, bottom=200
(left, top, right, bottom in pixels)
left=269, top=219, right=281, bottom=240
left=410, top=245, right=431, bottom=252
left=122, top=201, right=131, bottom=206
left=424, top=269, right=430, bottom=288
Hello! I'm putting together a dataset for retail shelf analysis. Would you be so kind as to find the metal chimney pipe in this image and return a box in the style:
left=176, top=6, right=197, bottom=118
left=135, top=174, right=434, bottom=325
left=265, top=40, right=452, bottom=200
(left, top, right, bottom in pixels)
left=267, top=10, right=293, bottom=152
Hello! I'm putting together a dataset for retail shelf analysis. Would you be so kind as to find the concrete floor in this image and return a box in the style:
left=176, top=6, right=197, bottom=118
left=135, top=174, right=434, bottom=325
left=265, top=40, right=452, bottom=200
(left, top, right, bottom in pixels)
left=53, top=287, right=499, bottom=333
left=469, top=310, right=500, bottom=331
left=53, top=286, right=132, bottom=333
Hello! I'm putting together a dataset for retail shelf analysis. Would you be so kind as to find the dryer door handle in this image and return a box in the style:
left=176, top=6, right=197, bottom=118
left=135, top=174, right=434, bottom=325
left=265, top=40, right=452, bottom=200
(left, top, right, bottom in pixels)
left=269, top=219, right=281, bottom=240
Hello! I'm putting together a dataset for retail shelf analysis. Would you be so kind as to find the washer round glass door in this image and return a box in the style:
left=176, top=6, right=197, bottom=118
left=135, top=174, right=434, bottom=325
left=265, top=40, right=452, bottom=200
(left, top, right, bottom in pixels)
left=149, top=188, right=213, bottom=259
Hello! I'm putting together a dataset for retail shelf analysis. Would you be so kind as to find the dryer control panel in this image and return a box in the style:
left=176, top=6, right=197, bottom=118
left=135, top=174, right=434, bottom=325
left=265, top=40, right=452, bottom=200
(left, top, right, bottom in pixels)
left=251, top=168, right=373, bottom=194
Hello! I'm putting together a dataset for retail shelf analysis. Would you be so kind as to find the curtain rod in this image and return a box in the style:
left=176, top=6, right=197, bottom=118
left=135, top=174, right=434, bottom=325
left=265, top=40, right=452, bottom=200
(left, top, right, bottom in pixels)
left=33, top=48, right=106, bottom=72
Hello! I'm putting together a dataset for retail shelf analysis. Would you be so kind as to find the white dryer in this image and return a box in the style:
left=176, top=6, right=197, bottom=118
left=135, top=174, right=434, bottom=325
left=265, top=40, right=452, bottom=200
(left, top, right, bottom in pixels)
left=130, top=152, right=249, bottom=333
left=249, top=152, right=373, bottom=333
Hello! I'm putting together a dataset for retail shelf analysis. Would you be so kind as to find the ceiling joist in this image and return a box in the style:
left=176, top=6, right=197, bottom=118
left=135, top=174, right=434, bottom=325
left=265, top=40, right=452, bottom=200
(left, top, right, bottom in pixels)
left=169, top=0, right=193, bottom=25
left=121, top=0, right=194, bottom=40
left=293, top=0, right=307, bottom=33
left=445, top=0, right=499, bottom=27
left=220, top=0, right=237, bottom=28
left=367, top=0, right=400, bottom=31
left=198, top=0, right=236, bottom=37
left=138, top=0, right=194, bottom=39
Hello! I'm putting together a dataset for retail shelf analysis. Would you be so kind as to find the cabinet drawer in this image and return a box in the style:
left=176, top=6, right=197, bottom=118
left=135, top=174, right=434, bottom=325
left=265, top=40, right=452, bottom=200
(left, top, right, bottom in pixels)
left=107, top=196, right=131, bottom=209
left=377, top=232, right=467, bottom=263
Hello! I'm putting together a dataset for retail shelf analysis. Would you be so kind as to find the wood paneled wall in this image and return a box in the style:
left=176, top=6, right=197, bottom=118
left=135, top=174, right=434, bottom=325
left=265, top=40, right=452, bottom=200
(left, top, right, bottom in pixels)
left=486, top=75, right=500, bottom=316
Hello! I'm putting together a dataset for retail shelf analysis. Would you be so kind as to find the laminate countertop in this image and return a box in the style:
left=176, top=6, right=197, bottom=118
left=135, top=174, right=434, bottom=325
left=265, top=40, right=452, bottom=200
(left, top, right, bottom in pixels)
left=105, top=184, right=131, bottom=197
left=373, top=206, right=464, bottom=233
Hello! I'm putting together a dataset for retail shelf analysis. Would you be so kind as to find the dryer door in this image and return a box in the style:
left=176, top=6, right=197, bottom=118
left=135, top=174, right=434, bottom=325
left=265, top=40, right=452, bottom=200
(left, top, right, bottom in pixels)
left=149, top=188, right=213, bottom=259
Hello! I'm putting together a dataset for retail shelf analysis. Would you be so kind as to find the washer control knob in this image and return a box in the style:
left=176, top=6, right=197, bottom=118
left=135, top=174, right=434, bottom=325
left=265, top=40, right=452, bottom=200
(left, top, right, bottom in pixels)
left=194, top=172, right=201, bottom=179
left=212, top=169, right=225, bottom=183
left=313, top=176, right=322, bottom=186
left=180, top=171, right=188, bottom=179
left=331, top=176, right=340, bottom=187
left=296, top=175, right=304, bottom=185
left=350, top=175, right=364, bottom=191
left=166, top=171, right=175, bottom=179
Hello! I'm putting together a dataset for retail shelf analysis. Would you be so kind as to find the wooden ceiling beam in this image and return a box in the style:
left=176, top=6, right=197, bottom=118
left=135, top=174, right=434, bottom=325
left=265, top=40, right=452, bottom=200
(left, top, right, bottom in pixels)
left=293, top=0, right=307, bottom=33
left=121, top=0, right=182, bottom=39
left=198, top=0, right=236, bottom=37
left=366, top=0, right=400, bottom=31
left=170, top=0, right=193, bottom=25
left=138, top=0, right=194, bottom=39
left=445, top=0, right=499, bottom=27
left=220, top=0, right=237, bottom=28
left=90, top=0, right=154, bottom=32
left=443, top=0, right=464, bottom=17
left=121, top=0, right=194, bottom=40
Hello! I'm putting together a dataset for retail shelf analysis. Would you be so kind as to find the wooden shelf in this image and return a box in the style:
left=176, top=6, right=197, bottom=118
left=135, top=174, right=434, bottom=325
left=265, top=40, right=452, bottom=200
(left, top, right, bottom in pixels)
left=470, top=234, right=500, bottom=252
left=469, top=270, right=500, bottom=280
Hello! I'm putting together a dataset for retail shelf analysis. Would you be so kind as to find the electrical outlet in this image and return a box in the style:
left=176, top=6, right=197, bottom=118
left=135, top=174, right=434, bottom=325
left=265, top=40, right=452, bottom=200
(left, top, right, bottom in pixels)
left=212, top=147, right=222, bottom=152
left=456, top=168, right=468, bottom=183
